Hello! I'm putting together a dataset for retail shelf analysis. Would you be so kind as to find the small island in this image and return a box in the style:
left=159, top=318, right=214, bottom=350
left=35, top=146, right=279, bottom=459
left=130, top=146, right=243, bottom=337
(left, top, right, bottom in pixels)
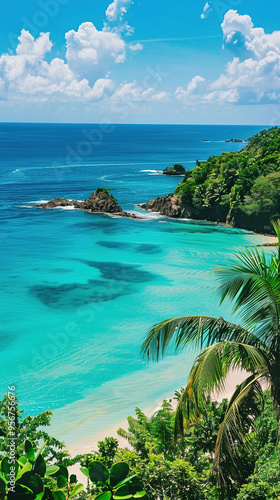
left=225, top=138, right=245, bottom=143
left=162, top=164, right=186, bottom=176
left=34, top=187, right=142, bottom=219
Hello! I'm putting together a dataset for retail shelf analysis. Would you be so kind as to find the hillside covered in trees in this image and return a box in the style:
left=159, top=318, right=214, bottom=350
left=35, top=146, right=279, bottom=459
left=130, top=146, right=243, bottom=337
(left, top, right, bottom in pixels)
left=142, top=127, right=280, bottom=233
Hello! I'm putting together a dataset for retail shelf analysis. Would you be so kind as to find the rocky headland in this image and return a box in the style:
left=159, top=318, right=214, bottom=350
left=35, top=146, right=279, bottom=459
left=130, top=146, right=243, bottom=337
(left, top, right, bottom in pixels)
left=34, top=188, right=142, bottom=219
left=140, top=194, right=195, bottom=218
left=141, top=127, right=280, bottom=234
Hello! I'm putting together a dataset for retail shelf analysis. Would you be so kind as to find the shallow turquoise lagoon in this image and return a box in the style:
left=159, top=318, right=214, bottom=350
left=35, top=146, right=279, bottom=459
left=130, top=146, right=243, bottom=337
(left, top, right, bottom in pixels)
left=0, top=123, right=268, bottom=447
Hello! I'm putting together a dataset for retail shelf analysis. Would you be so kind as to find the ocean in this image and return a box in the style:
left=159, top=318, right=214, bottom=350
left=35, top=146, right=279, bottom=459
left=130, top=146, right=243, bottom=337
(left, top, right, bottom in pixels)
left=0, top=123, right=269, bottom=449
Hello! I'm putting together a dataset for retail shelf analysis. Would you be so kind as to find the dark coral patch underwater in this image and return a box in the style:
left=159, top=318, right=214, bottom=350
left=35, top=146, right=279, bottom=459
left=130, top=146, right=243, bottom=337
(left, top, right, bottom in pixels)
left=31, top=278, right=134, bottom=309
left=76, top=260, right=156, bottom=283
left=97, top=240, right=161, bottom=254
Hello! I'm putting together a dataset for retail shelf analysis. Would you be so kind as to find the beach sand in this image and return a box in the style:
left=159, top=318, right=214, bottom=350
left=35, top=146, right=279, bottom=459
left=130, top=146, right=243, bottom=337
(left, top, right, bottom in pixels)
left=68, top=368, right=253, bottom=485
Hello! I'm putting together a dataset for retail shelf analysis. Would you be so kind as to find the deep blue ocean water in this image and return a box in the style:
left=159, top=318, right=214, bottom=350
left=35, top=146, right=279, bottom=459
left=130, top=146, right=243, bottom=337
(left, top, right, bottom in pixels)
left=0, top=123, right=269, bottom=448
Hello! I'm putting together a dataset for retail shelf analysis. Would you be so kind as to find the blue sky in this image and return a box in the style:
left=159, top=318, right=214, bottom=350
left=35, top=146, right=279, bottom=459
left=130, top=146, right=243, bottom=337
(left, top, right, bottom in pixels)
left=0, top=0, right=280, bottom=124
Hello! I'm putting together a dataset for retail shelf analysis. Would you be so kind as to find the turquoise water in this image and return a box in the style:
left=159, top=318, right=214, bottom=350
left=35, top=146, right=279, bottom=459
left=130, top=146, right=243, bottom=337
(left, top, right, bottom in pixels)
left=0, top=124, right=268, bottom=448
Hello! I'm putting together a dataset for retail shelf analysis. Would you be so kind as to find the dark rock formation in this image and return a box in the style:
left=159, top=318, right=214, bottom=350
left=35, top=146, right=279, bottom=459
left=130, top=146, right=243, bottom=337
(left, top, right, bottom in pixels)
left=140, top=193, right=197, bottom=218
left=162, top=164, right=186, bottom=176
left=34, top=188, right=142, bottom=219
left=225, top=138, right=244, bottom=143
left=36, top=198, right=72, bottom=209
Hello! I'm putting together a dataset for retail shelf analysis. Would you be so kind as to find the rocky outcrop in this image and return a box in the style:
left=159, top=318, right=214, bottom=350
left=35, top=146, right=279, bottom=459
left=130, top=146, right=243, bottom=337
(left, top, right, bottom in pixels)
left=34, top=189, right=142, bottom=219
left=140, top=193, right=197, bottom=218
left=225, top=138, right=244, bottom=143
left=163, top=164, right=186, bottom=176
left=36, top=198, right=72, bottom=209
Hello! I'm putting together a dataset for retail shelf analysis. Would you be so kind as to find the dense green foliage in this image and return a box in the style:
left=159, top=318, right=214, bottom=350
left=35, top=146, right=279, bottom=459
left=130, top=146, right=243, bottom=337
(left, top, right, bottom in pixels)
left=115, top=393, right=279, bottom=500
left=142, top=221, right=280, bottom=496
left=0, top=395, right=69, bottom=464
left=0, top=393, right=279, bottom=499
left=0, top=438, right=84, bottom=499
left=175, top=127, right=280, bottom=232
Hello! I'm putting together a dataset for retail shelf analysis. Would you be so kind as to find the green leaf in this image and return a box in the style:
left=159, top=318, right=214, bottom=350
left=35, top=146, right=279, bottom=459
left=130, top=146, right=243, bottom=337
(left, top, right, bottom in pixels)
left=18, top=457, right=28, bottom=465
left=10, top=483, right=33, bottom=496
left=69, top=482, right=84, bottom=497
left=51, top=492, right=66, bottom=500
left=0, top=477, right=6, bottom=494
left=88, top=462, right=109, bottom=484
left=34, top=441, right=47, bottom=461
left=57, top=465, right=68, bottom=480
left=33, top=455, right=46, bottom=477
left=95, top=492, right=112, bottom=500
left=69, top=474, right=77, bottom=484
left=17, top=471, right=43, bottom=495
left=113, top=484, right=133, bottom=499
left=114, top=476, right=137, bottom=489
left=110, top=463, right=129, bottom=487
left=17, top=461, right=32, bottom=480
left=35, top=493, right=44, bottom=500
left=80, top=467, right=89, bottom=478
left=3, top=459, right=19, bottom=483
left=57, top=475, right=68, bottom=488
left=128, top=481, right=146, bottom=498
left=7, top=493, right=36, bottom=500
left=45, top=465, right=60, bottom=476
left=1, top=457, right=14, bottom=482
left=132, top=491, right=147, bottom=498
left=25, top=441, right=35, bottom=462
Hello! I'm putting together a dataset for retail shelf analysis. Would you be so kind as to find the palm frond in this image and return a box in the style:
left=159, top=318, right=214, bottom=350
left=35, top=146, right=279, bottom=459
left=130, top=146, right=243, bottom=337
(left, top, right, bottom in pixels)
left=141, top=316, right=263, bottom=361
left=173, top=342, right=269, bottom=439
left=214, top=373, right=265, bottom=485
left=217, top=247, right=280, bottom=345
left=271, top=219, right=280, bottom=247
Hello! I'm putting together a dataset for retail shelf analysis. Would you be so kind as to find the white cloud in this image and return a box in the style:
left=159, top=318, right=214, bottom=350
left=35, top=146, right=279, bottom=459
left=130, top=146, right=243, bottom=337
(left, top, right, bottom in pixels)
left=209, top=10, right=280, bottom=103
left=0, top=29, right=115, bottom=102
left=176, top=11, right=280, bottom=106
left=201, top=2, right=212, bottom=20
left=106, top=0, right=131, bottom=22
left=0, top=0, right=150, bottom=104
left=129, top=43, right=143, bottom=52
left=204, top=88, right=239, bottom=103
left=175, top=75, right=205, bottom=103
left=65, top=22, right=126, bottom=82
left=0, top=26, right=161, bottom=107
left=110, top=81, right=168, bottom=103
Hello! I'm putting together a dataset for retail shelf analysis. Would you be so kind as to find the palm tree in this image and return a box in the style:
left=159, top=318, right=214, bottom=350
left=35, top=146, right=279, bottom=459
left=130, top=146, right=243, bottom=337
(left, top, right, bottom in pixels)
left=142, top=220, right=280, bottom=487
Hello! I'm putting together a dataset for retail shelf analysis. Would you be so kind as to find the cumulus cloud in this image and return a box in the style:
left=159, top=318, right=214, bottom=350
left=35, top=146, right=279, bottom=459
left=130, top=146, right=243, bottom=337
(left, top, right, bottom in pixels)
left=0, top=0, right=153, bottom=104
left=0, top=28, right=161, bottom=107
left=175, top=75, right=206, bottom=103
left=179, top=10, right=280, bottom=106
left=0, top=29, right=115, bottom=101
left=0, top=0, right=149, bottom=103
left=106, top=0, right=131, bottom=22
left=65, top=22, right=126, bottom=82
left=105, top=0, right=133, bottom=34
left=201, top=2, right=212, bottom=20
left=209, top=10, right=280, bottom=103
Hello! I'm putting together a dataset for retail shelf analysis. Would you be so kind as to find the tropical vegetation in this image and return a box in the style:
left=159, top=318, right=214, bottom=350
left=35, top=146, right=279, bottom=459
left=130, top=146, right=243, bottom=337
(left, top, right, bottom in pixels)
left=0, top=391, right=279, bottom=499
left=175, top=127, right=280, bottom=232
left=142, top=220, right=280, bottom=496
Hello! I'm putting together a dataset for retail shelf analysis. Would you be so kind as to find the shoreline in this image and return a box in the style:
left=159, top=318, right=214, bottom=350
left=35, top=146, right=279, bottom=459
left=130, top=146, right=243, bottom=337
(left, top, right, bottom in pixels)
left=67, top=368, right=248, bottom=458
